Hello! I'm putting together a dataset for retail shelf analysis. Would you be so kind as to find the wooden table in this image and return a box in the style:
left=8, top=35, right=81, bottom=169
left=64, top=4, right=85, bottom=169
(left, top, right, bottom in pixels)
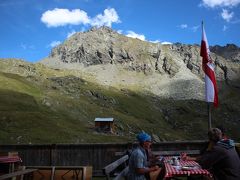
left=163, top=156, right=212, bottom=179
left=25, top=166, right=92, bottom=180
left=0, top=156, right=22, bottom=173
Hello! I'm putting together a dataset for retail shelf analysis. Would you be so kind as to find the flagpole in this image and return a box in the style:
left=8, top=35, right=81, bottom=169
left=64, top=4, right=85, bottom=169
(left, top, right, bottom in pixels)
left=201, top=20, right=218, bottom=130
left=202, top=20, right=212, bottom=130
left=202, top=21, right=211, bottom=130
left=207, top=102, right=212, bottom=130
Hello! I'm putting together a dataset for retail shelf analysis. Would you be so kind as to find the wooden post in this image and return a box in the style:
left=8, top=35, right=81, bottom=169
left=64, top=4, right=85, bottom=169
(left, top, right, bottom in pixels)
left=207, top=103, right=212, bottom=130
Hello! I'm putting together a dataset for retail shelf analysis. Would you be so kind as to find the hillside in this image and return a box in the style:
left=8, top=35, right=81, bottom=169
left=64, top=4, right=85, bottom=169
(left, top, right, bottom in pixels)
left=0, top=27, right=240, bottom=144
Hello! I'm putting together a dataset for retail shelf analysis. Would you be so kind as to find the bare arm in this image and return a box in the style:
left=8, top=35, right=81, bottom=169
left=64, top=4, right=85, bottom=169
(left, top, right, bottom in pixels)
left=136, top=166, right=159, bottom=174
left=181, top=153, right=198, bottom=161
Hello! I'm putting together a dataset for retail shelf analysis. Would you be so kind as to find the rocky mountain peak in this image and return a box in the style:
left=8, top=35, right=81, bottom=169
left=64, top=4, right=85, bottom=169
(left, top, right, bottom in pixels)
left=40, top=27, right=240, bottom=101
left=210, top=44, right=240, bottom=62
left=225, top=43, right=239, bottom=50
left=88, top=26, right=117, bottom=34
left=42, top=26, right=159, bottom=69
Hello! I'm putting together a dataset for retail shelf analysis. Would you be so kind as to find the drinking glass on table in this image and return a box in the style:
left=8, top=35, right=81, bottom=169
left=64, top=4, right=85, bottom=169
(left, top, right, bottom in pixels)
left=172, top=157, right=180, bottom=166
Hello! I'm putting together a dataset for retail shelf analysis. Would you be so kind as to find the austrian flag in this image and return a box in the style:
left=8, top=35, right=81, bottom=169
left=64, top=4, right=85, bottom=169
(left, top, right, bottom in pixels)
left=200, top=23, right=218, bottom=107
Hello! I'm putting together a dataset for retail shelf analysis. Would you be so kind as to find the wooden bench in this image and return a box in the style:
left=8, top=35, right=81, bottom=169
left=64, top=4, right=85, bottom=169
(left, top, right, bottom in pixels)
left=102, top=155, right=129, bottom=180
left=0, top=168, right=37, bottom=180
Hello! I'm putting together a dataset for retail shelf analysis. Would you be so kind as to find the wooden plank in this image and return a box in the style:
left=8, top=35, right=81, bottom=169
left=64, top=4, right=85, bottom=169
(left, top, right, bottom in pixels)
left=0, top=169, right=37, bottom=180
left=115, top=152, right=125, bottom=156
left=116, top=150, right=201, bottom=157
left=82, top=166, right=86, bottom=180
left=113, top=166, right=129, bottom=180
left=20, top=166, right=26, bottom=180
left=235, top=143, right=240, bottom=157
left=152, top=150, right=200, bottom=156
left=103, top=155, right=129, bottom=175
left=85, top=166, right=92, bottom=180
left=8, top=152, right=18, bottom=157
left=25, top=166, right=92, bottom=180
left=51, top=166, right=55, bottom=180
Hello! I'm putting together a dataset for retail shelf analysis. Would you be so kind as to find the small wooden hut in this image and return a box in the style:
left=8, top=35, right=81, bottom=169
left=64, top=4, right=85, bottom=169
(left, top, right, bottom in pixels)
left=94, top=118, right=114, bottom=133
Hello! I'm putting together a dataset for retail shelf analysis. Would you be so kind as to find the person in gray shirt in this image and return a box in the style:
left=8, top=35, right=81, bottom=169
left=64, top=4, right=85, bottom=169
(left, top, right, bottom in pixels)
left=127, top=132, right=160, bottom=180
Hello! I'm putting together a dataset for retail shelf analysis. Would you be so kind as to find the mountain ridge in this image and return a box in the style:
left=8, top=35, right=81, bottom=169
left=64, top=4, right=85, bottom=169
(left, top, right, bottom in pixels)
left=0, top=27, right=239, bottom=144
left=41, top=26, right=240, bottom=101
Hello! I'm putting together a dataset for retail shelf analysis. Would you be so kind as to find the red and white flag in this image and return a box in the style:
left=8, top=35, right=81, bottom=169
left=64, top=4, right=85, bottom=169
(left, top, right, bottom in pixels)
left=200, top=23, right=218, bottom=107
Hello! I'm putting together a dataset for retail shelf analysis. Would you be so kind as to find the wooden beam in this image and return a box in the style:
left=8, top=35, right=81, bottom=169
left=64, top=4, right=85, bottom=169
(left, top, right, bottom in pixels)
left=0, top=169, right=37, bottom=180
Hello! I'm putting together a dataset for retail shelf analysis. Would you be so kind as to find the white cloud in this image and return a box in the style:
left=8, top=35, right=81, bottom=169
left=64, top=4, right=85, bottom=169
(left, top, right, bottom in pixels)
left=223, top=25, right=228, bottom=31
left=221, top=9, right=234, bottom=22
left=49, top=41, right=61, bottom=48
left=161, top=41, right=172, bottom=45
left=91, top=8, right=120, bottom=27
left=149, top=40, right=172, bottom=44
left=41, top=8, right=90, bottom=27
left=20, top=43, right=27, bottom=50
left=20, top=43, right=35, bottom=50
left=41, top=8, right=120, bottom=28
left=67, top=30, right=76, bottom=38
left=126, top=31, right=145, bottom=41
left=191, top=25, right=200, bottom=32
left=179, top=24, right=188, bottom=29
left=150, top=40, right=160, bottom=43
left=117, top=30, right=123, bottom=34
left=178, top=24, right=200, bottom=32
left=201, top=0, right=240, bottom=8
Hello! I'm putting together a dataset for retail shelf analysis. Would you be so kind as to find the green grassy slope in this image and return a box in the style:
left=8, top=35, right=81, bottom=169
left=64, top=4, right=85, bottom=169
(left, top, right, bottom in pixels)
left=0, top=59, right=239, bottom=144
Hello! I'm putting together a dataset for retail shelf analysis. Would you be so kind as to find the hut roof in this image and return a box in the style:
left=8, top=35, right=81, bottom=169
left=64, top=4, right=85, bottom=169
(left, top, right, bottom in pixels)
left=94, top=118, right=114, bottom=122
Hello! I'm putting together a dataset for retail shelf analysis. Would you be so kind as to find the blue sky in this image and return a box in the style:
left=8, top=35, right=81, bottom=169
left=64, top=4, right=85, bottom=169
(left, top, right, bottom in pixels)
left=0, top=0, right=240, bottom=62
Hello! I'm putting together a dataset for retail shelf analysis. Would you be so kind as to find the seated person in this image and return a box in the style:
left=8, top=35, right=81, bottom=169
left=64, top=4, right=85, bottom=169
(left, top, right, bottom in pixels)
left=182, top=128, right=240, bottom=180
left=205, top=125, right=228, bottom=152
left=216, top=125, right=228, bottom=140
left=145, top=146, right=164, bottom=168
left=127, top=132, right=160, bottom=180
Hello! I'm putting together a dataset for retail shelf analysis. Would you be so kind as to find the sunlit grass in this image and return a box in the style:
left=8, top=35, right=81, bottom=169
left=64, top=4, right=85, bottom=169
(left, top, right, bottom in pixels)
left=0, top=59, right=239, bottom=144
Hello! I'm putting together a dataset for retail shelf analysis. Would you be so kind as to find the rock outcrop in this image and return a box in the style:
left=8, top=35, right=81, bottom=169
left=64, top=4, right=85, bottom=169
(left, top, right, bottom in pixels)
left=41, top=26, right=240, bottom=101
left=211, top=44, right=240, bottom=62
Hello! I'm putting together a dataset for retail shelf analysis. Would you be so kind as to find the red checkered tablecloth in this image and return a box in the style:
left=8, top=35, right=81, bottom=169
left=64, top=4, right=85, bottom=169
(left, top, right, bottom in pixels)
left=0, top=156, right=22, bottom=163
left=164, top=156, right=211, bottom=178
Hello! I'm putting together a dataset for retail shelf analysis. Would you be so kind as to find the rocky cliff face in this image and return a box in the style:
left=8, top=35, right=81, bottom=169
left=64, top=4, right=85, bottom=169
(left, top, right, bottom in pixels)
left=41, top=26, right=240, bottom=100
left=211, top=44, right=240, bottom=62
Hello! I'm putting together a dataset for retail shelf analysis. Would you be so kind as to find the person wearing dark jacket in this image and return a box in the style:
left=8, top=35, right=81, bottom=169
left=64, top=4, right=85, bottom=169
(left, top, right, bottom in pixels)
left=182, top=128, right=240, bottom=180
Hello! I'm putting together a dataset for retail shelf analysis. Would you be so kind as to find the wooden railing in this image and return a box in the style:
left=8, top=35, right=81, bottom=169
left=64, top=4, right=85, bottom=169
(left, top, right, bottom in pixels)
left=0, top=141, right=208, bottom=175
left=0, top=168, right=37, bottom=180
left=102, top=155, right=129, bottom=180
